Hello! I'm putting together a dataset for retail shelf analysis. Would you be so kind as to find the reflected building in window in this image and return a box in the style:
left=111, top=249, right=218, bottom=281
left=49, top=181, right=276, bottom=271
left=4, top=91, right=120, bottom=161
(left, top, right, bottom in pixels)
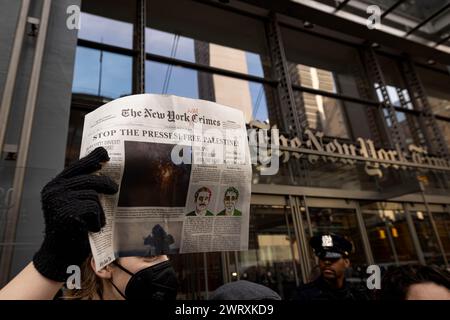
left=294, top=64, right=350, bottom=138
left=195, top=41, right=254, bottom=122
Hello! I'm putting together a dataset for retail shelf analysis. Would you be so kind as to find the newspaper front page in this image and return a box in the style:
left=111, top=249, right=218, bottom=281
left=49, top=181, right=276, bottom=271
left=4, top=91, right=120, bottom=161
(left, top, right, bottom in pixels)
left=79, top=94, right=251, bottom=270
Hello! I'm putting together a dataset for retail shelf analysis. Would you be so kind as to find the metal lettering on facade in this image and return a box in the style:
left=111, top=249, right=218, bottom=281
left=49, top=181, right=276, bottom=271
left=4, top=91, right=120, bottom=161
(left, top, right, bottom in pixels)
left=249, top=121, right=450, bottom=177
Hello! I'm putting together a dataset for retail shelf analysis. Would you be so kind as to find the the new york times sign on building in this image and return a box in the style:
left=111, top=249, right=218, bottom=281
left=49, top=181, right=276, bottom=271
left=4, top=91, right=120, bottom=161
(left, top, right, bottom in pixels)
left=249, top=121, right=450, bottom=178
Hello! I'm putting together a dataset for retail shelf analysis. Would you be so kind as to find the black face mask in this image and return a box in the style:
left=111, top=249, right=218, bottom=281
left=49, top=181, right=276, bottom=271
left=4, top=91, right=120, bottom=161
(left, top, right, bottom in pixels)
left=110, top=260, right=178, bottom=300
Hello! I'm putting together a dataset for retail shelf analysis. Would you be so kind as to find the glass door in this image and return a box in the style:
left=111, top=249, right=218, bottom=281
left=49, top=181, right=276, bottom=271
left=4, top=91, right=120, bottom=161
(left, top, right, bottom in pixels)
left=301, top=197, right=371, bottom=284
left=235, top=200, right=302, bottom=299
left=432, top=208, right=450, bottom=267
left=361, top=202, right=419, bottom=269
left=407, top=203, right=450, bottom=268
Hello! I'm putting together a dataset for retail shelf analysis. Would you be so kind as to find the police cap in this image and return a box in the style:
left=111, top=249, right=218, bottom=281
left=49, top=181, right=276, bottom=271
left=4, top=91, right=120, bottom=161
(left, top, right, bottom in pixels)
left=309, top=233, right=353, bottom=259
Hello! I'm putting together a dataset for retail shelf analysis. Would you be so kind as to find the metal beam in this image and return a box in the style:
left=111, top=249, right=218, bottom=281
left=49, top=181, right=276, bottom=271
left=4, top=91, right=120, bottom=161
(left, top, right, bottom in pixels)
left=284, top=206, right=300, bottom=286
left=78, top=38, right=136, bottom=56
left=77, top=39, right=278, bottom=86
left=418, top=180, right=449, bottom=268
left=0, top=0, right=52, bottom=285
left=0, top=0, right=30, bottom=156
left=146, top=52, right=277, bottom=86
left=403, top=203, right=426, bottom=265
left=133, top=0, right=146, bottom=94
left=400, top=58, right=449, bottom=157
left=193, top=0, right=265, bottom=21
left=405, top=3, right=450, bottom=37
left=436, top=114, right=450, bottom=122
left=289, top=195, right=309, bottom=283
left=355, top=202, right=375, bottom=265
left=381, top=0, right=406, bottom=20
left=251, top=183, right=450, bottom=204
left=435, top=33, right=450, bottom=47
left=292, top=84, right=380, bottom=106
left=265, top=13, right=307, bottom=134
left=333, top=0, right=351, bottom=13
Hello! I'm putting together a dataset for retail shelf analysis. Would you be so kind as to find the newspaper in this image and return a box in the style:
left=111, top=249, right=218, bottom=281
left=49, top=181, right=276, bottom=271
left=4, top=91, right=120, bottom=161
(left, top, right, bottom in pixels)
left=79, top=94, right=251, bottom=270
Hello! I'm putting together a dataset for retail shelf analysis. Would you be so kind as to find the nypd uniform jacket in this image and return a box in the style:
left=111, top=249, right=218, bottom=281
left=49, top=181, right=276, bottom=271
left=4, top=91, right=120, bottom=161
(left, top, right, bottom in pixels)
left=293, top=276, right=369, bottom=301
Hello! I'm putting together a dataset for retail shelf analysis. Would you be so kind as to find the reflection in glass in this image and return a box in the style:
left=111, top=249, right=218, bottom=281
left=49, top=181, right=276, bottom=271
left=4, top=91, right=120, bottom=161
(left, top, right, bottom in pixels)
left=146, top=28, right=195, bottom=62
left=145, top=61, right=269, bottom=122
left=429, top=95, right=450, bottom=118
left=146, top=28, right=265, bottom=77
left=146, top=61, right=199, bottom=99
left=291, top=60, right=364, bottom=99
left=283, top=27, right=365, bottom=99
left=289, top=63, right=355, bottom=139
left=78, top=12, right=133, bottom=48
left=433, top=211, right=450, bottom=262
left=295, top=64, right=337, bottom=94
left=382, top=109, right=424, bottom=146
left=411, top=211, right=445, bottom=266
left=238, top=205, right=300, bottom=299
left=437, top=120, right=450, bottom=147
left=362, top=203, right=418, bottom=267
left=72, top=47, right=132, bottom=99
left=292, top=91, right=350, bottom=138
left=375, top=84, right=413, bottom=110
left=417, top=65, right=450, bottom=118
left=376, top=56, right=409, bottom=95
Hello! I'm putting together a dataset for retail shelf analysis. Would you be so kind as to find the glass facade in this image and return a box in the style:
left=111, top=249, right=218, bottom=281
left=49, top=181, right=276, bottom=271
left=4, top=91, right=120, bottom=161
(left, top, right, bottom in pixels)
left=433, top=211, right=450, bottom=262
left=72, top=47, right=132, bottom=99
left=144, top=61, right=270, bottom=123
left=1, top=0, right=449, bottom=299
left=362, top=202, right=418, bottom=266
left=237, top=204, right=300, bottom=299
left=411, top=210, right=445, bottom=265
left=146, top=27, right=266, bottom=77
left=78, top=12, right=133, bottom=48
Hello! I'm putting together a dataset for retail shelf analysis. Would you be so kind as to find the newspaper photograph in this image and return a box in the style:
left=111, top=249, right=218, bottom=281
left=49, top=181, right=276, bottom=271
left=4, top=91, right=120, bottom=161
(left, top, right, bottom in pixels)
left=79, top=94, right=251, bottom=270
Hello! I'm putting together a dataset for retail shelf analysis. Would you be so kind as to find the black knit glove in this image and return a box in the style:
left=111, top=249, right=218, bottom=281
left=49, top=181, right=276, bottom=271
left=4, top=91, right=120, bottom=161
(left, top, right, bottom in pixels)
left=33, top=147, right=118, bottom=282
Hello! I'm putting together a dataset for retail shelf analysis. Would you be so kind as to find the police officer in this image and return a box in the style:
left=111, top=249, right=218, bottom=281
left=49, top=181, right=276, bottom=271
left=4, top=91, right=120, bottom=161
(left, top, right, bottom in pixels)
left=293, top=233, right=368, bottom=300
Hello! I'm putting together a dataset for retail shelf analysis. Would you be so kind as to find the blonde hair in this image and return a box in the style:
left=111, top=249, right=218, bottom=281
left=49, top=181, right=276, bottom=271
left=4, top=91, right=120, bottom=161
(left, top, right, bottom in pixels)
left=63, top=255, right=104, bottom=300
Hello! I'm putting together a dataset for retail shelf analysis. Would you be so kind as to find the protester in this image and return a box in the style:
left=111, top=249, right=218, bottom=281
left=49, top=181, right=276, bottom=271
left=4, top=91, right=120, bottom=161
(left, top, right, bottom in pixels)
left=293, top=233, right=369, bottom=300
left=0, top=147, right=177, bottom=300
left=379, top=264, right=450, bottom=300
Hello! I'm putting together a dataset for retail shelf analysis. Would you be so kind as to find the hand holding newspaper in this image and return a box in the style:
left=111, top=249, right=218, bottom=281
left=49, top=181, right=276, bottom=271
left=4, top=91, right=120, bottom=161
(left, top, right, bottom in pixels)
left=79, top=94, right=251, bottom=270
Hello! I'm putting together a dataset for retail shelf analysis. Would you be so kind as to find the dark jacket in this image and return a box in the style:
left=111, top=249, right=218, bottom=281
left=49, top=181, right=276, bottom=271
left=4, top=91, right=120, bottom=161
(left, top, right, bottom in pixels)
left=293, top=276, right=369, bottom=301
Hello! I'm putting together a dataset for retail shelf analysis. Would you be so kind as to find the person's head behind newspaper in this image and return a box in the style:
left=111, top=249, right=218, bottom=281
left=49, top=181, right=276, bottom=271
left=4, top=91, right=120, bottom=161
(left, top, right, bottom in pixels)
left=210, top=280, right=281, bottom=300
